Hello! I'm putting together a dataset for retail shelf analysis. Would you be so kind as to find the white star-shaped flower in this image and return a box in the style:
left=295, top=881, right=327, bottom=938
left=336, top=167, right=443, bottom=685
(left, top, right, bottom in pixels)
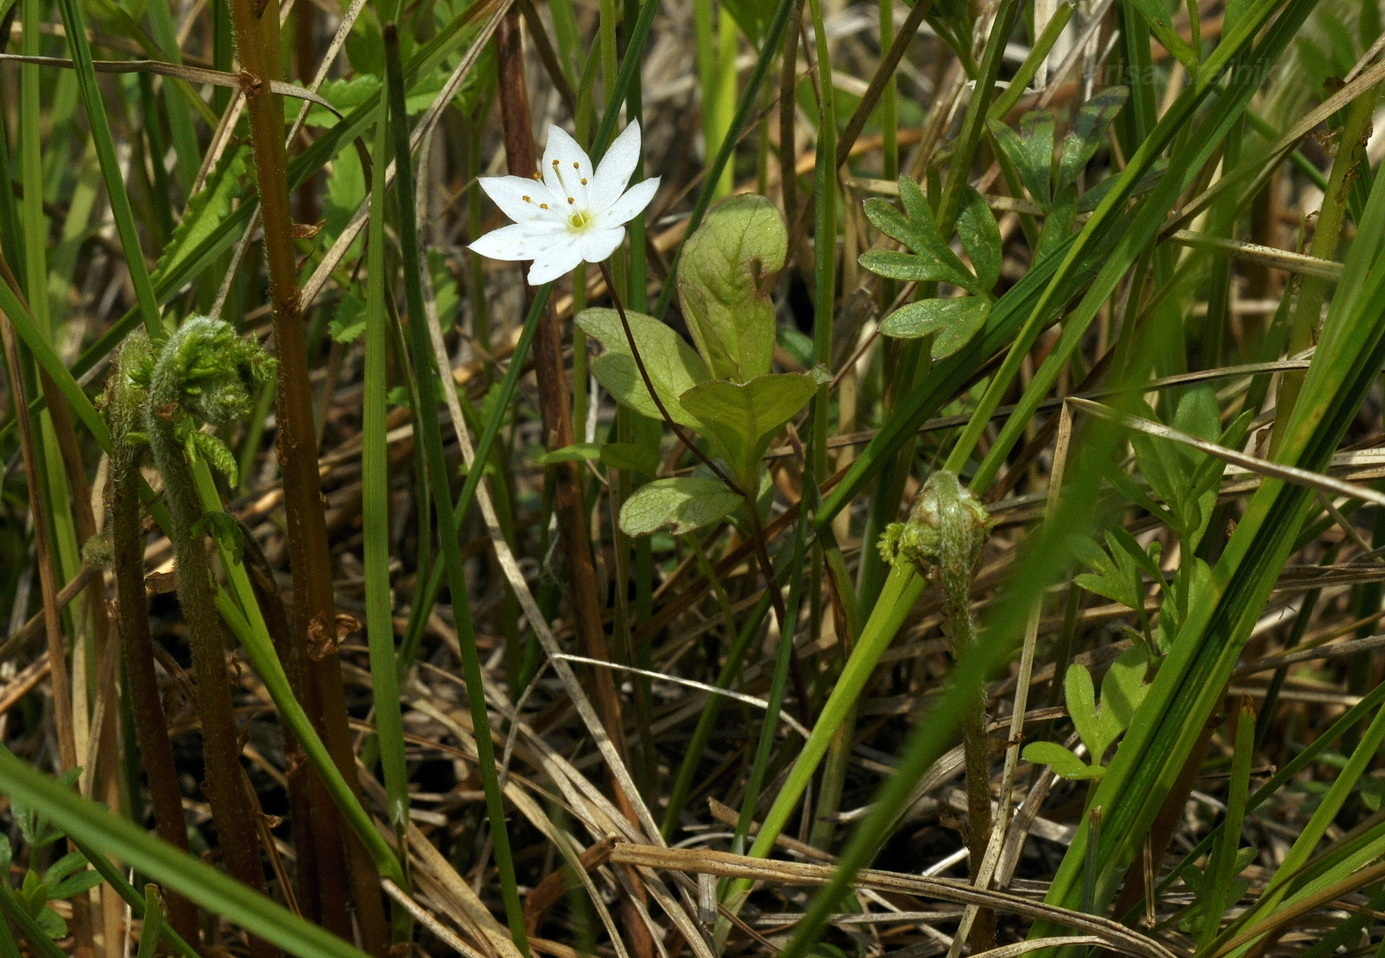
left=469, top=121, right=660, bottom=286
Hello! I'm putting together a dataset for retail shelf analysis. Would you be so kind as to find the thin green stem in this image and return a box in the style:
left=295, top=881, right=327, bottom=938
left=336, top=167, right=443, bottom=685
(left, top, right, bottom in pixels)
left=384, top=26, right=529, bottom=956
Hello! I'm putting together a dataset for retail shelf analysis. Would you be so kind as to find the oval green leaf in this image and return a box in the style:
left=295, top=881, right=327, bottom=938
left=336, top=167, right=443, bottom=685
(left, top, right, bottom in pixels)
left=619, top=477, right=742, bottom=537
left=577, top=307, right=710, bottom=427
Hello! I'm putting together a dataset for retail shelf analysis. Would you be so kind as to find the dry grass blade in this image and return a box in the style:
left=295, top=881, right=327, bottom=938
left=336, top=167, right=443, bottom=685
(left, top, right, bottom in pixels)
left=605, top=844, right=1180, bottom=958
left=0, top=54, right=340, bottom=112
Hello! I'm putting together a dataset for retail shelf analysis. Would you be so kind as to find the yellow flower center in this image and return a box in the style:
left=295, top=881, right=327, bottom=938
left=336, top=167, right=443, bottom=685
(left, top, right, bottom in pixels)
left=569, top=209, right=593, bottom=230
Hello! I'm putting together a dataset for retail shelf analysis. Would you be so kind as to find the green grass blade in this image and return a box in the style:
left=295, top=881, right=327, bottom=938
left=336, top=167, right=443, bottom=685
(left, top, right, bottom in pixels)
left=362, top=97, right=411, bottom=846
left=0, top=747, right=370, bottom=958
left=383, top=25, right=528, bottom=955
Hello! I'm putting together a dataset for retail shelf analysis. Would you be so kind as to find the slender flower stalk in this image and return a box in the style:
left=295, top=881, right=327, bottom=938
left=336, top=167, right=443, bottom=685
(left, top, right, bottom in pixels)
left=879, top=470, right=996, bottom=950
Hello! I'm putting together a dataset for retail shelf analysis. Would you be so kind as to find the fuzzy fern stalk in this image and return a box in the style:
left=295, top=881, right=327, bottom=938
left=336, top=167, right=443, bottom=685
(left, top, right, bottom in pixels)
left=879, top=470, right=996, bottom=950
left=105, top=332, right=201, bottom=947
left=141, top=317, right=278, bottom=958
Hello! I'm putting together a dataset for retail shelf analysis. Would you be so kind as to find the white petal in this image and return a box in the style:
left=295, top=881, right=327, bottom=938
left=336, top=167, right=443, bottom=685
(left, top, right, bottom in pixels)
left=469, top=222, right=566, bottom=262
left=540, top=125, right=592, bottom=209
left=597, top=177, right=660, bottom=228
left=588, top=120, right=642, bottom=211
left=477, top=174, right=556, bottom=224
left=575, top=227, right=626, bottom=264
left=527, top=242, right=585, bottom=285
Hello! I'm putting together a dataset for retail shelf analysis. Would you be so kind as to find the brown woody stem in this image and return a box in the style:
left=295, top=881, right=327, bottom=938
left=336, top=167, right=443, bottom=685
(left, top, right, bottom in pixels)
left=222, top=0, right=386, bottom=948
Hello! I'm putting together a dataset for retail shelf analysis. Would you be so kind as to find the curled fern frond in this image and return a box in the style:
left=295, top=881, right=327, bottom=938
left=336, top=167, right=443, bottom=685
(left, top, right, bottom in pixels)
left=148, top=315, right=275, bottom=429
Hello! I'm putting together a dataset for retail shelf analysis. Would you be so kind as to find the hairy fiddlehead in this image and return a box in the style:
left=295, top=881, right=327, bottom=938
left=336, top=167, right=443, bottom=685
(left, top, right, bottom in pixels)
left=105, top=332, right=201, bottom=946
left=880, top=470, right=995, bottom=950
left=141, top=317, right=277, bottom=955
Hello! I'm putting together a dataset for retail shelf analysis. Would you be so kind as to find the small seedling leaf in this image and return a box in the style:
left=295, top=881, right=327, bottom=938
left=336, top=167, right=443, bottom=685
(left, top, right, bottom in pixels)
left=989, top=112, right=1054, bottom=207
left=861, top=184, right=976, bottom=291
left=599, top=443, right=660, bottom=477
left=1057, top=87, right=1129, bottom=191
left=619, top=477, right=742, bottom=537
left=1101, top=645, right=1151, bottom=730
left=1023, top=741, right=1102, bottom=780
left=957, top=187, right=1003, bottom=291
left=878, top=297, right=991, bottom=359
left=535, top=443, right=605, bottom=465
left=1065, top=662, right=1102, bottom=758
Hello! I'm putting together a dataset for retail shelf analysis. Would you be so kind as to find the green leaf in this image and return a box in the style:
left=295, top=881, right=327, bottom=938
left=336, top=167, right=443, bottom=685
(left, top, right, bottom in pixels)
left=600, top=443, right=659, bottom=477
left=309, top=69, right=441, bottom=123
left=1129, top=387, right=1224, bottom=542
left=194, top=512, right=244, bottom=565
left=535, top=442, right=605, bottom=465
left=1156, top=555, right=1213, bottom=654
left=21, top=872, right=46, bottom=912
left=324, top=140, right=366, bottom=250
left=676, top=194, right=787, bottom=382
left=878, top=297, right=991, bottom=359
left=137, top=886, right=163, bottom=958
left=1071, top=531, right=1145, bottom=611
left=577, top=307, right=711, bottom=427
left=678, top=372, right=819, bottom=484
left=988, top=111, right=1054, bottom=207
left=619, top=477, right=742, bottom=537
left=46, top=869, right=101, bottom=901
left=187, top=431, right=238, bottom=485
left=860, top=181, right=975, bottom=291
left=1023, top=741, right=1103, bottom=780
left=14, top=769, right=80, bottom=848
left=34, top=908, right=65, bottom=941
left=956, top=187, right=1002, bottom=291
left=1035, top=191, right=1077, bottom=263
left=329, top=289, right=367, bottom=344
left=428, top=250, right=460, bottom=325
left=1057, top=87, right=1129, bottom=192
left=1128, top=0, right=1199, bottom=70
left=1108, top=526, right=1163, bottom=582
left=0, top=741, right=373, bottom=958
left=1100, top=646, right=1150, bottom=738
left=43, top=852, right=90, bottom=889
left=1065, top=662, right=1103, bottom=758
left=152, top=149, right=247, bottom=281
left=536, top=442, right=658, bottom=478
left=720, top=0, right=776, bottom=40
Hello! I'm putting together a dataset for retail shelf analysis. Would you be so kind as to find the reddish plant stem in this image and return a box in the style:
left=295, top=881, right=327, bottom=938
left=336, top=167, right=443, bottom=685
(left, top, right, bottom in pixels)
left=105, top=341, right=199, bottom=947
left=242, top=531, right=322, bottom=927
left=0, top=258, right=99, bottom=958
left=148, top=411, right=275, bottom=958
left=0, top=298, right=91, bottom=958
left=223, top=0, right=385, bottom=949
left=110, top=472, right=200, bottom=945
left=493, top=21, right=654, bottom=958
